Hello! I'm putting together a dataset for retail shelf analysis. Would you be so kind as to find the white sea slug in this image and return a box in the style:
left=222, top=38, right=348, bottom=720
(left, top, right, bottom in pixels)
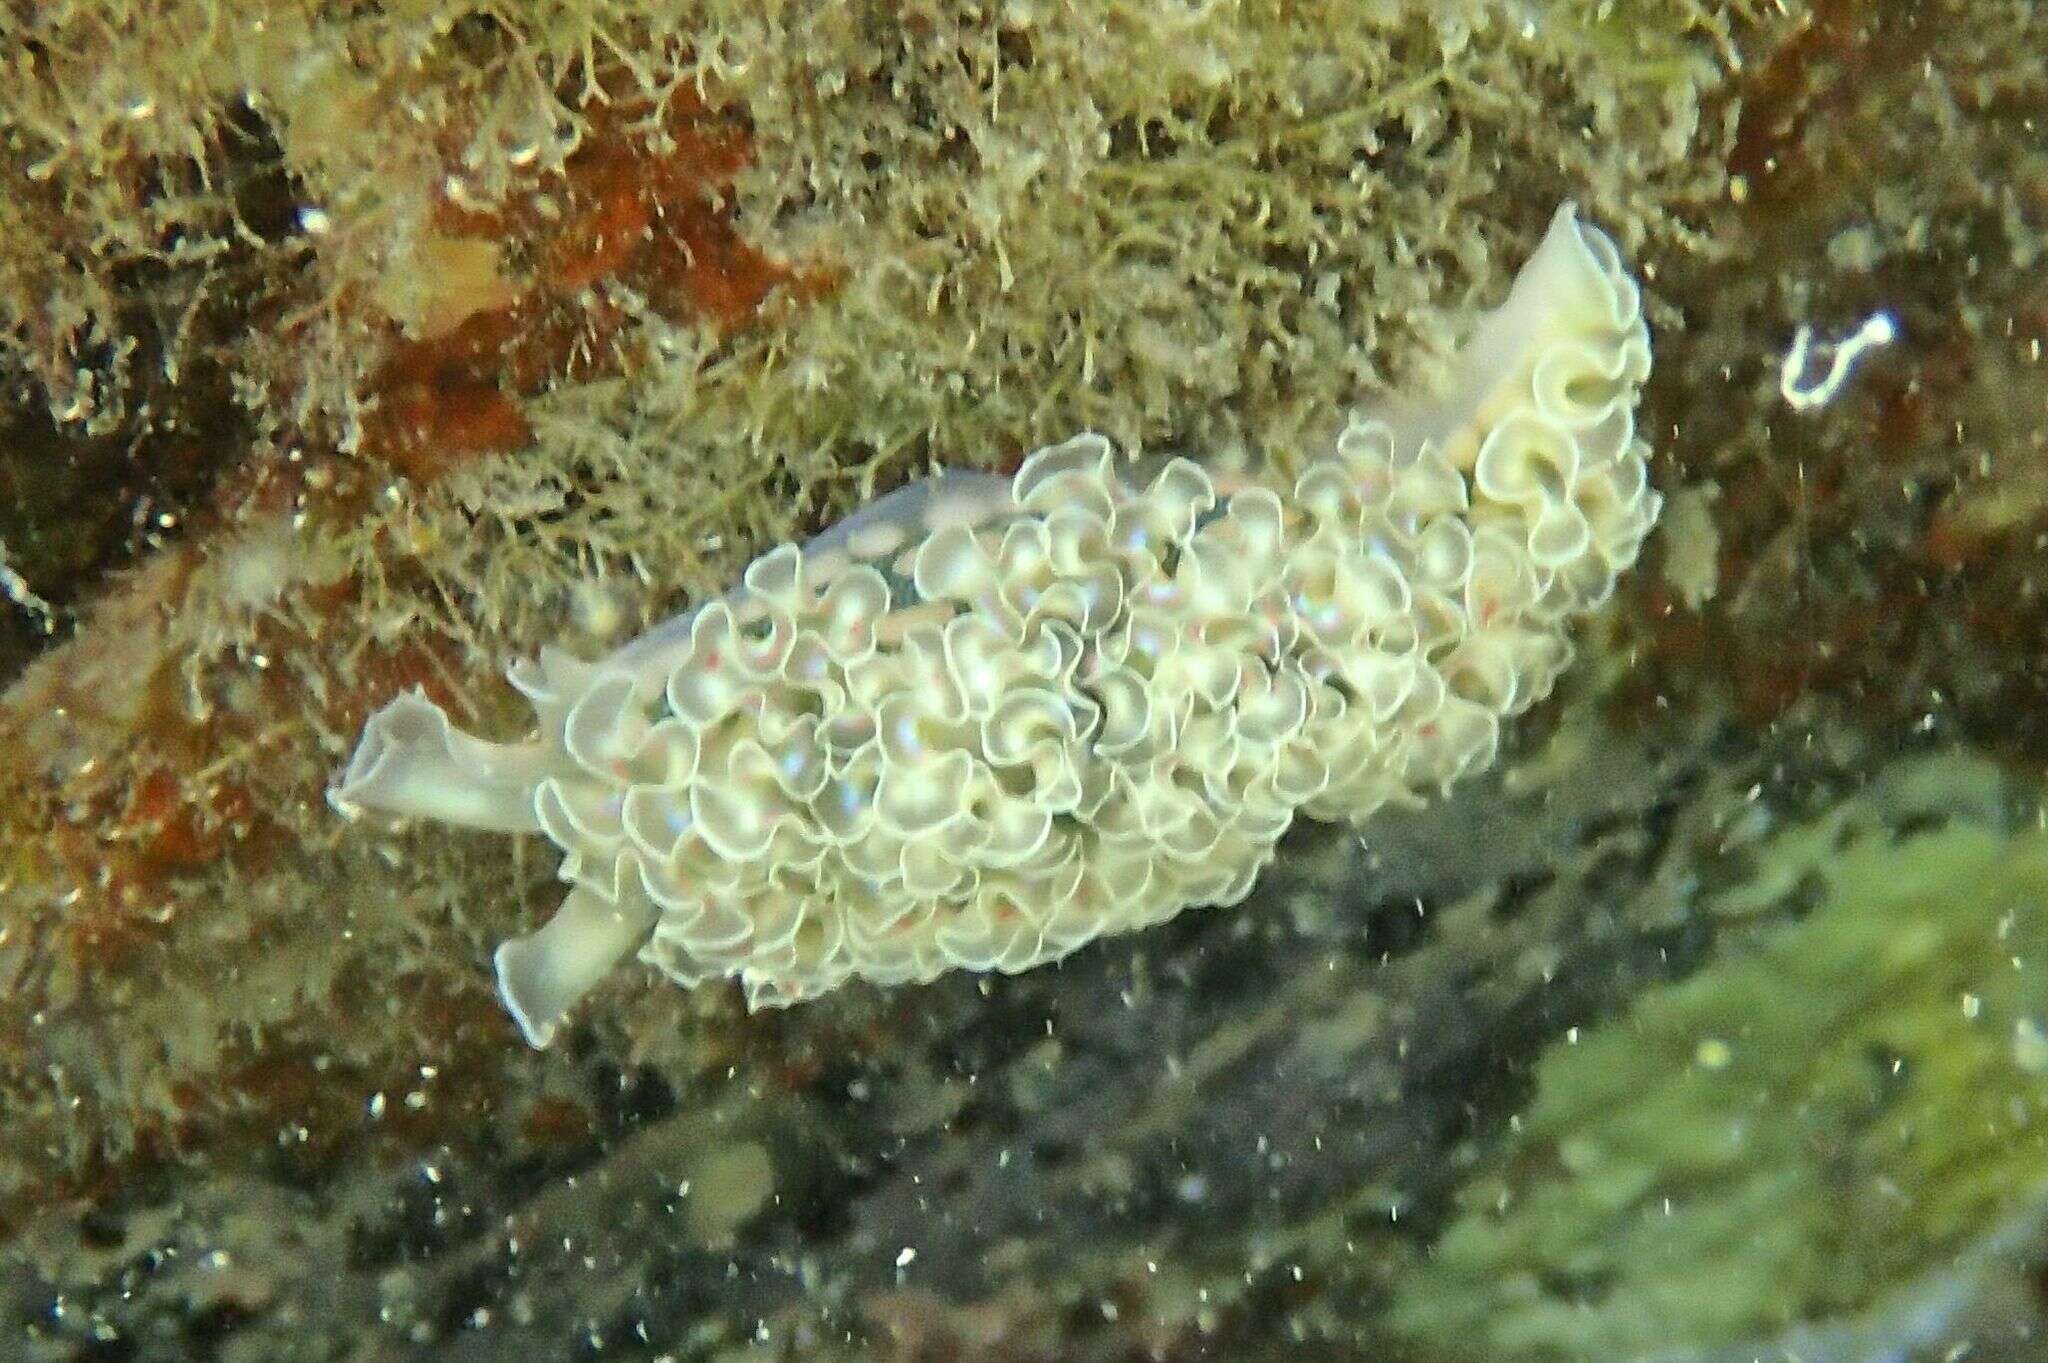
left=333, top=204, right=1658, bottom=1047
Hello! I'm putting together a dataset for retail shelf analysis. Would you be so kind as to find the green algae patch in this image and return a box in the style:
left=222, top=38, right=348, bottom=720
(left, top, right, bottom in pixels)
left=1388, top=816, right=2048, bottom=1361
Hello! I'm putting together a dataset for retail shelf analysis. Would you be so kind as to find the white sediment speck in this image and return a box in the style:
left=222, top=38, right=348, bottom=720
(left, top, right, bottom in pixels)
left=1780, top=310, right=1898, bottom=412
left=0, top=540, right=57, bottom=632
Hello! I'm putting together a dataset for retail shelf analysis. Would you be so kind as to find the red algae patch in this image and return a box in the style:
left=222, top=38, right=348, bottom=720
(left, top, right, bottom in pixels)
left=361, top=75, right=821, bottom=485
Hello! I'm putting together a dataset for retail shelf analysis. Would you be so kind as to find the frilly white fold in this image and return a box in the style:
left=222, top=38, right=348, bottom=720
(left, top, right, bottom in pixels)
left=333, top=202, right=1660, bottom=1048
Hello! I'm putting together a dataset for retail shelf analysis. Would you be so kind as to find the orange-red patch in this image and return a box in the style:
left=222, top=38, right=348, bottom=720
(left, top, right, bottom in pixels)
left=360, top=75, right=829, bottom=484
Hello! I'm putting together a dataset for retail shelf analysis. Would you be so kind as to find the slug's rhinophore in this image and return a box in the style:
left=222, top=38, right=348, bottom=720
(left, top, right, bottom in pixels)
left=333, top=204, right=1658, bottom=1047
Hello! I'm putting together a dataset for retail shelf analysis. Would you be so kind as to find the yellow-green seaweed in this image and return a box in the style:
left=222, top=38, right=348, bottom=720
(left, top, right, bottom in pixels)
left=1389, top=798, right=2048, bottom=1361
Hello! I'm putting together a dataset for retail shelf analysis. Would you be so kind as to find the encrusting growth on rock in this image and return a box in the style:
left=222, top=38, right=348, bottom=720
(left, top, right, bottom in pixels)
left=332, top=204, right=1658, bottom=1048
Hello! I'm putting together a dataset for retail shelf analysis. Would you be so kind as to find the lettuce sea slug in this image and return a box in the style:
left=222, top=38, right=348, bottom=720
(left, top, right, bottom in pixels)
left=332, top=203, right=1658, bottom=1047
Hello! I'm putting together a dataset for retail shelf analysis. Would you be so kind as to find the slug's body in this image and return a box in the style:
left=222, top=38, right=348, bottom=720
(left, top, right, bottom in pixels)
left=334, top=204, right=1658, bottom=1047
